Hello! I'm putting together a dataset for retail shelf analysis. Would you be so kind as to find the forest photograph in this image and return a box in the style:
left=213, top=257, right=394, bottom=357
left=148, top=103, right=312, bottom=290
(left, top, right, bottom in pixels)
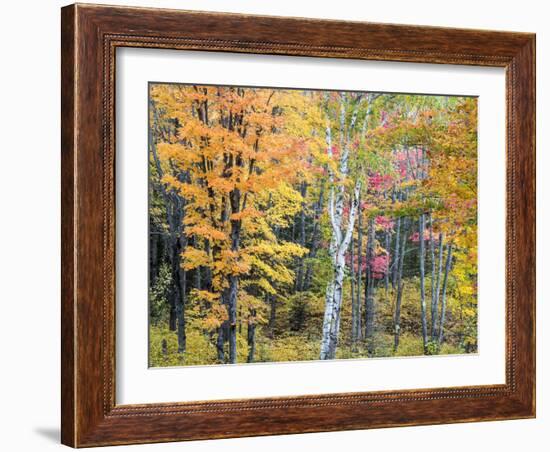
left=148, top=82, right=478, bottom=367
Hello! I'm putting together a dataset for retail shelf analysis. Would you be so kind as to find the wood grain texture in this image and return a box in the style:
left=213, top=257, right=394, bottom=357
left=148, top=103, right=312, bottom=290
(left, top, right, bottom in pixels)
left=61, top=5, right=76, bottom=447
left=61, top=3, right=536, bottom=447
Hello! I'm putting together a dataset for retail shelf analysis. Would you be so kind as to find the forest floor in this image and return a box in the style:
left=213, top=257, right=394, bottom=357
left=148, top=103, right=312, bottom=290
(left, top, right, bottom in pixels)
left=149, top=280, right=470, bottom=367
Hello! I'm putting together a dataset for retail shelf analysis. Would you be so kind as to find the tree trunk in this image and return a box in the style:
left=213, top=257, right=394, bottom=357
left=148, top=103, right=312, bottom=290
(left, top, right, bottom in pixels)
left=320, top=93, right=364, bottom=360
left=247, top=312, right=257, bottom=363
left=149, top=231, right=159, bottom=286
left=168, top=298, right=177, bottom=331
left=167, top=220, right=183, bottom=333
left=393, top=218, right=408, bottom=351
left=175, top=299, right=186, bottom=353
left=320, top=179, right=361, bottom=360
left=384, top=229, right=391, bottom=292
left=267, top=294, right=276, bottom=338
left=295, top=182, right=308, bottom=292
left=216, top=326, right=225, bottom=362
left=364, top=217, right=376, bottom=351
left=176, top=235, right=187, bottom=353
left=350, top=233, right=357, bottom=344
left=166, top=204, right=184, bottom=334
left=392, top=215, right=402, bottom=289
left=438, top=243, right=453, bottom=344
left=325, top=254, right=347, bottom=359
left=355, top=198, right=363, bottom=344
left=418, top=214, right=428, bottom=353
left=394, top=282, right=404, bottom=351
left=321, top=280, right=336, bottom=360
left=218, top=188, right=243, bottom=364
left=203, top=239, right=213, bottom=291
left=432, top=232, right=444, bottom=340
left=227, top=276, right=238, bottom=363
left=429, top=213, right=437, bottom=338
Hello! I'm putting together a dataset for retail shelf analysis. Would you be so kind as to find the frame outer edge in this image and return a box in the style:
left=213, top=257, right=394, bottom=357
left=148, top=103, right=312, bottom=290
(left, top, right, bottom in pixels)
left=61, top=3, right=77, bottom=448
left=514, top=35, right=536, bottom=416
left=530, top=35, right=536, bottom=417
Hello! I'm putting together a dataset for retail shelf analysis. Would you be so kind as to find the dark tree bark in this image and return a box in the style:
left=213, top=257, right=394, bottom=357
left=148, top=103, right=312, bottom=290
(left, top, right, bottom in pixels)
left=226, top=188, right=242, bottom=364
left=203, top=239, right=213, bottom=291
left=228, top=274, right=239, bottom=363
left=418, top=214, right=428, bottom=353
left=149, top=231, right=159, bottom=286
left=432, top=232, right=445, bottom=340
left=393, top=218, right=408, bottom=351
left=168, top=299, right=177, bottom=332
left=216, top=326, right=225, bottom=362
left=438, top=243, right=454, bottom=344
left=384, top=229, right=391, bottom=292
left=166, top=193, right=187, bottom=348
left=429, top=213, right=437, bottom=338
left=392, top=214, right=402, bottom=289
left=193, top=235, right=202, bottom=291
left=247, top=312, right=257, bottom=363
left=294, top=181, right=308, bottom=292
left=364, top=217, right=376, bottom=353
left=350, top=232, right=357, bottom=345
left=175, top=235, right=187, bottom=353
left=354, top=198, right=363, bottom=344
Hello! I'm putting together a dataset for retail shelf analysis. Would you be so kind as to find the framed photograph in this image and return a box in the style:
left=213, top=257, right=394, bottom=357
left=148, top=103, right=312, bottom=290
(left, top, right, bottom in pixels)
left=61, top=3, right=535, bottom=447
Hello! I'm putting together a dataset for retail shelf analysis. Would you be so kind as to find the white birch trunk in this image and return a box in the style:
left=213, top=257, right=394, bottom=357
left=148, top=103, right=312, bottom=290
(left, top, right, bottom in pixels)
left=321, top=181, right=361, bottom=360
left=320, top=93, right=366, bottom=360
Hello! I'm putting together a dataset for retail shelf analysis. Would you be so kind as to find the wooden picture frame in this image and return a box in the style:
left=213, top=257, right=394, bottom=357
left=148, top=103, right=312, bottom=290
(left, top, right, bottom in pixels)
left=61, top=3, right=535, bottom=447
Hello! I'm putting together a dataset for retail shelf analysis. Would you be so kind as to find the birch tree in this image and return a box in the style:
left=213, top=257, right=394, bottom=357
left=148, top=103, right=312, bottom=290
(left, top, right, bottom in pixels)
left=320, top=93, right=364, bottom=360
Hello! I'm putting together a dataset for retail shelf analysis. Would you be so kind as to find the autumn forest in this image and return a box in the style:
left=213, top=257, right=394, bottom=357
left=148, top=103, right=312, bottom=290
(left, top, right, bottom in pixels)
left=148, top=83, right=478, bottom=367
